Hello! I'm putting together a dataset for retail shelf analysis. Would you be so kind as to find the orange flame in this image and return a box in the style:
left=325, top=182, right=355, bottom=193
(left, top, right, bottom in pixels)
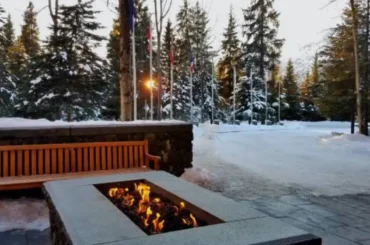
left=136, top=183, right=151, bottom=213
left=190, top=213, right=198, bottom=227
left=144, top=207, right=153, bottom=227
left=180, top=202, right=185, bottom=209
left=108, top=188, right=118, bottom=197
left=182, top=218, right=190, bottom=225
left=153, top=198, right=161, bottom=203
left=152, top=213, right=164, bottom=233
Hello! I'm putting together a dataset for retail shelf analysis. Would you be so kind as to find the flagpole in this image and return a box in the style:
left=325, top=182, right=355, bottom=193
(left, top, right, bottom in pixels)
left=170, top=38, right=174, bottom=120
left=211, top=58, right=214, bottom=122
left=149, top=19, right=153, bottom=121
left=233, top=65, right=236, bottom=123
left=190, top=72, right=193, bottom=122
left=132, top=16, right=137, bottom=121
left=278, top=80, right=281, bottom=123
left=250, top=70, right=253, bottom=123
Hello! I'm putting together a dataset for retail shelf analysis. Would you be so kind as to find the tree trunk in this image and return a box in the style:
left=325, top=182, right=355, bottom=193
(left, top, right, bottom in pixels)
left=350, top=0, right=365, bottom=134
left=351, top=97, right=356, bottom=134
left=118, top=0, right=132, bottom=121
left=364, top=0, right=370, bottom=135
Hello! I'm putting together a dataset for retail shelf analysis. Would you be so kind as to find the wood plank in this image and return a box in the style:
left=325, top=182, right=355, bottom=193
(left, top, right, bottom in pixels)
left=96, top=147, right=101, bottom=171
left=45, top=149, right=50, bottom=174
left=134, top=146, right=138, bottom=168
left=118, top=147, right=123, bottom=169
left=64, top=149, right=70, bottom=173
left=3, top=151, right=9, bottom=177
left=101, top=147, right=106, bottom=170
left=129, top=146, right=134, bottom=168
left=0, top=141, right=149, bottom=151
left=84, top=148, right=89, bottom=171
left=89, top=147, right=94, bottom=171
left=51, top=149, right=57, bottom=174
left=38, top=150, right=44, bottom=175
left=31, top=150, right=37, bottom=175
left=0, top=168, right=152, bottom=191
left=17, top=151, right=23, bottom=176
left=24, top=151, right=30, bottom=176
left=70, top=149, right=76, bottom=173
left=77, top=148, right=83, bottom=172
left=112, top=147, right=118, bottom=169
left=124, top=146, right=128, bottom=168
left=139, top=145, right=144, bottom=167
left=10, top=151, right=16, bottom=177
left=107, top=146, right=112, bottom=170
left=58, top=149, right=63, bottom=173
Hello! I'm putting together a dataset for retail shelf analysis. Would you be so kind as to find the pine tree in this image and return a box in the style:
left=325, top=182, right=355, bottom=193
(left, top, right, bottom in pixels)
left=0, top=4, right=6, bottom=53
left=172, top=0, right=193, bottom=120
left=20, top=0, right=108, bottom=120
left=319, top=8, right=356, bottom=121
left=217, top=6, right=242, bottom=108
left=7, top=37, right=28, bottom=77
left=2, top=14, right=15, bottom=52
left=235, top=72, right=267, bottom=121
left=20, top=2, right=40, bottom=58
left=282, top=59, right=300, bottom=120
left=101, top=19, right=120, bottom=120
left=242, top=0, right=284, bottom=123
left=0, top=5, right=16, bottom=116
left=242, top=0, right=284, bottom=79
left=161, top=20, right=174, bottom=118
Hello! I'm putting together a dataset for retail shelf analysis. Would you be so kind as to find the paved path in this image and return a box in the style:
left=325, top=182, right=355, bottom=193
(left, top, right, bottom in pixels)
left=3, top=194, right=370, bottom=244
left=242, top=194, right=370, bottom=245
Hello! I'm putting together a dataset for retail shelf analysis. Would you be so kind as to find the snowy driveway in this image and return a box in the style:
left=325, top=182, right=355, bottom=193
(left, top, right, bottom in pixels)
left=183, top=122, right=370, bottom=198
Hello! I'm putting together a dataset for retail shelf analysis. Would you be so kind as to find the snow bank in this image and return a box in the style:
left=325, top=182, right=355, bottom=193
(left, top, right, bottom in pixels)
left=0, top=117, right=186, bottom=128
left=0, top=198, right=49, bottom=232
left=186, top=121, right=370, bottom=197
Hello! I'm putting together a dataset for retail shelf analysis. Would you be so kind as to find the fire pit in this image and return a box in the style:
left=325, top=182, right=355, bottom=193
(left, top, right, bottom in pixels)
left=95, top=180, right=222, bottom=235
left=43, top=171, right=321, bottom=245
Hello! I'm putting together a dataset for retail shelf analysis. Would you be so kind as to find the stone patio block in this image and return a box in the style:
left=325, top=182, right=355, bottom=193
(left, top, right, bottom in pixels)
left=327, top=226, right=370, bottom=242
left=0, top=230, right=27, bottom=245
left=279, top=195, right=312, bottom=206
left=298, top=204, right=338, bottom=217
left=26, top=229, right=51, bottom=245
left=279, top=217, right=358, bottom=245
left=310, top=197, right=365, bottom=218
left=328, top=215, right=370, bottom=228
left=288, top=209, right=345, bottom=229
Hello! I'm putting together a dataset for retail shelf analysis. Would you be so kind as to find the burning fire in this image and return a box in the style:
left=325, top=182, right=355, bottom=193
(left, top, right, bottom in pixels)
left=108, top=183, right=199, bottom=234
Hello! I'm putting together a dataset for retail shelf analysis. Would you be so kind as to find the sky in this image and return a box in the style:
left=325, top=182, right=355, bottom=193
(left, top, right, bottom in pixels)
left=2, top=0, right=347, bottom=70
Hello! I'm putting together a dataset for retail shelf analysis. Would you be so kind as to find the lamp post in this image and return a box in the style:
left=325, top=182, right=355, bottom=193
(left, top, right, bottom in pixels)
left=146, top=80, right=154, bottom=120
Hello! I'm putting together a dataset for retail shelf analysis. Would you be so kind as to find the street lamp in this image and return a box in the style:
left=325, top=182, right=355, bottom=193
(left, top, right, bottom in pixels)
left=146, top=80, right=155, bottom=120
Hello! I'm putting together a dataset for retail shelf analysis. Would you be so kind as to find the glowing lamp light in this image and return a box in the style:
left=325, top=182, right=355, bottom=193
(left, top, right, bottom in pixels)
left=146, top=80, right=155, bottom=89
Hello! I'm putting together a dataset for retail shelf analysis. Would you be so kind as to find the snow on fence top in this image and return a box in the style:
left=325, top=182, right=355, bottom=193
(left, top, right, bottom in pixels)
left=0, top=118, right=187, bottom=129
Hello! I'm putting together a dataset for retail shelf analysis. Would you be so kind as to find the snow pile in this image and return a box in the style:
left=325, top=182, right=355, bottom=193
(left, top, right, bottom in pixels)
left=0, top=198, right=49, bottom=232
left=185, top=121, right=370, bottom=197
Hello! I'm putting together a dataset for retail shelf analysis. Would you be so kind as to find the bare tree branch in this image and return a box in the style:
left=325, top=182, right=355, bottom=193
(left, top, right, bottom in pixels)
left=320, top=0, right=338, bottom=10
left=36, top=5, right=48, bottom=15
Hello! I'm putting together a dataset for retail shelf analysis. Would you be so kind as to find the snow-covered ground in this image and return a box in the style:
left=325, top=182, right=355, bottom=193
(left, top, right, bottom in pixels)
left=182, top=121, right=370, bottom=199
left=1, top=119, right=370, bottom=232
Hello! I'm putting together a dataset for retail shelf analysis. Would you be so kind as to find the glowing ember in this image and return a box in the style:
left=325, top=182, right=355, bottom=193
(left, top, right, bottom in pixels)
left=105, top=182, right=206, bottom=235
